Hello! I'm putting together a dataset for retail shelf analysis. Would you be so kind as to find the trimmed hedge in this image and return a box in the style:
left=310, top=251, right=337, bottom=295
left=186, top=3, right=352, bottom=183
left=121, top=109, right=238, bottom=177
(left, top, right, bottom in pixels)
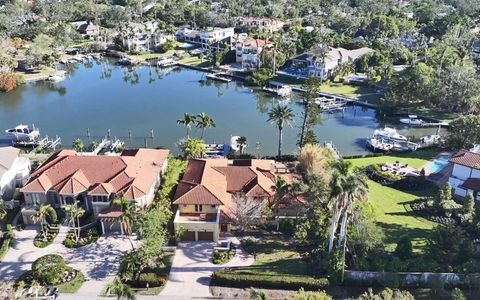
left=137, top=272, right=167, bottom=288
left=212, top=270, right=329, bottom=290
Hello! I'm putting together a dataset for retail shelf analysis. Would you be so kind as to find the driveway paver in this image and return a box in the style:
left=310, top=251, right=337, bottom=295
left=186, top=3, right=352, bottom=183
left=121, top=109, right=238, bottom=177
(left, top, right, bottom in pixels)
left=159, top=236, right=254, bottom=299
left=0, top=226, right=137, bottom=298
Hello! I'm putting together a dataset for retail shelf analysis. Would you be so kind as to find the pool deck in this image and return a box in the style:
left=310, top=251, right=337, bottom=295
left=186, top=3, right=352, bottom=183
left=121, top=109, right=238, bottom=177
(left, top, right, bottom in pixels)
left=424, top=152, right=453, bottom=186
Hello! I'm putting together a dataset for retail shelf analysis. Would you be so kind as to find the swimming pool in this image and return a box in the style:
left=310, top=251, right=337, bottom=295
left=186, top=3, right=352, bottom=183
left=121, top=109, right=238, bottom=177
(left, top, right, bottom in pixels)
left=424, top=154, right=450, bottom=174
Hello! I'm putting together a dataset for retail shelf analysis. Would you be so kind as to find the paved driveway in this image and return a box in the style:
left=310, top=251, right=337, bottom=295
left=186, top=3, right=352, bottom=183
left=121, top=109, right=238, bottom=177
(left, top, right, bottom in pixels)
left=159, top=236, right=254, bottom=299
left=0, top=226, right=137, bottom=298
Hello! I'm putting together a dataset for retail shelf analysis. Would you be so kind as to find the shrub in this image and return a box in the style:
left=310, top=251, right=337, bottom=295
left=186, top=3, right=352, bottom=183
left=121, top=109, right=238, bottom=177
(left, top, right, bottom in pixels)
left=32, top=254, right=68, bottom=285
left=137, top=272, right=167, bottom=288
left=279, top=218, right=296, bottom=235
left=240, top=237, right=256, bottom=253
left=292, top=289, right=332, bottom=300
left=394, top=235, right=412, bottom=259
left=212, top=247, right=235, bottom=265
left=0, top=73, right=23, bottom=92
left=212, top=270, right=329, bottom=290
left=0, top=227, right=14, bottom=261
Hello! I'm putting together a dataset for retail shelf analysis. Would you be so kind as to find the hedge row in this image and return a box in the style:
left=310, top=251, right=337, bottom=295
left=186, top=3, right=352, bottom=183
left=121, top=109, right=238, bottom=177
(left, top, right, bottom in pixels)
left=0, top=227, right=14, bottom=261
left=212, top=270, right=329, bottom=290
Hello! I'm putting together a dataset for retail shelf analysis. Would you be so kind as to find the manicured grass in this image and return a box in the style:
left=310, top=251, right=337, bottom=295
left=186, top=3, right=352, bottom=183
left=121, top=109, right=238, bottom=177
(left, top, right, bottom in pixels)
left=178, top=56, right=212, bottom=68
left=347, top=150, right=439, bottom=252
left=367, top=181, right=436, bottom=252
left=348, top=148, right=441, bottom=170
left=57, top=271, right=85, bottom=293
left=234, top=235, right=308, bottom=276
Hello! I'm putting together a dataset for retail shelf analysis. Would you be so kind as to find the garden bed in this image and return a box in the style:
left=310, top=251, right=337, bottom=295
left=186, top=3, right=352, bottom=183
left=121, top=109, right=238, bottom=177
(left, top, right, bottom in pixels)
left=63, top=226, right=100, bottom=248
left=33, top=227, right=59, bottom=248
left=213, top=245, right=236, bottom=265
left=124, top=254, right=174, bottom=295
left=409, top=198, right=458, bottom=225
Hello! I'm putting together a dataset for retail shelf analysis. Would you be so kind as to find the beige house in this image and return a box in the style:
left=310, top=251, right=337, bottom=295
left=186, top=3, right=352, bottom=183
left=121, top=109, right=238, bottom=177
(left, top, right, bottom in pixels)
left=173, top=159, right=277, bottom=241
left=20, top=148, right=169, bottom=233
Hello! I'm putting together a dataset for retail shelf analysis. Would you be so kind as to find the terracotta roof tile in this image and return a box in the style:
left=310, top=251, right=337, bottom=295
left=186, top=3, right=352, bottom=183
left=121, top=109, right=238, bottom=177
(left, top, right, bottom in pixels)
left=450, top=151, right=480, bottom=169
left=173, top=185, right=223, bottom=205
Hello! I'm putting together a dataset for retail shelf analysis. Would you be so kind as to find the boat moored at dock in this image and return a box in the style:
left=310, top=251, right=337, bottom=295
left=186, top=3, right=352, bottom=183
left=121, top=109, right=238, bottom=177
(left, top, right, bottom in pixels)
left=5, top=124, right=40, bottom=142
left=206, top=73, right=232, bottom=83
left=400, top=115, right=424, bottom=126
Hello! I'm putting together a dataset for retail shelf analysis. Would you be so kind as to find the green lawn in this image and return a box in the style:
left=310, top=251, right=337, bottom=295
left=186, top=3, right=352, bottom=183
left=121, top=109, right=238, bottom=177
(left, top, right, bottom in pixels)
left=178, top=56, right=212, bottom=68
left=233, top=235, right=309, bottom=277
left=347, top=150, right=439, bottom=252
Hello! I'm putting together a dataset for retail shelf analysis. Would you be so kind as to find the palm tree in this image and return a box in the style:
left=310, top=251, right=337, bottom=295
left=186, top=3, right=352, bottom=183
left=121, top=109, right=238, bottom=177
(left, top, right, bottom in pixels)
left=342, top=61, right=355, bottom=77
left=105, top=276, right=136, bottom=300
left=0, top=200, right=8, bottom=220
left=177, top=113, right=197, bottom=138
left=272, top=176, right=289, bottom=231
left=62, top=202, right=85, bottom=243
left=196, top=113, right=216, bottom=139
left=267, top=105, right=294, bottom=159
left=112, top=198, right=136, bottom=237
left=236, top=136, right=248, bottom=154
left=32, top=204, right=58, bottom=240
left=327, top=161, right=368, bottom=253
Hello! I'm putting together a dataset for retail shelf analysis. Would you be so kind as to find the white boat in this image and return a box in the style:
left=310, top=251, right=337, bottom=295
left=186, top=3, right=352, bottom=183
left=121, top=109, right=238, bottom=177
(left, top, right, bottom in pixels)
left=206, top=73, right=232, bottom=83
left=263, top=85, right=292, bottom=97
left=157, top=57, right=176, bottom=67
left=373, top=127, right=407, bottom=142
left=230, top=136, right=241, bottom=152
left=400, top=115, right=424, bottom=126
left=418, top=134, right=441, bottom=147
left=5, top=124, right=40, bottom=141
left=48, top=75, right=65, bottom=82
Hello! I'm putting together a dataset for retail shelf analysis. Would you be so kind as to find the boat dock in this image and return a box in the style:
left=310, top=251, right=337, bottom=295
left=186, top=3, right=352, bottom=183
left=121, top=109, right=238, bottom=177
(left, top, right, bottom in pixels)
left=13, top=136, right=62, bottom=151
left=94, top=138, right=125, bottom=155
left=314, top=97, right=348, bottom=112
left=206, top=73, right=232, bottom=83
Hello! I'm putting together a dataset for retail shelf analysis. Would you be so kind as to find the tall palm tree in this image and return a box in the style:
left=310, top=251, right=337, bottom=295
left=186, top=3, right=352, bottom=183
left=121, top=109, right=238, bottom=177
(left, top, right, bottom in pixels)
left=105, top=276, right=136, bottom=300
left=33, top=204, right=58, bottom=240
left=267, top=105, right=294, bottom=159
left=196, top=113, right=216, bottom=139
left=236, top=136, right=248, bottom=154
left=327, top=161, right=368, bottom=253
left=177, top=113, right=197, bottom=138
left=62, top=202, right=85, bottom=243
left=272, top=176, right=289, bottom=231
left=112, top=198, right=136, bottom=237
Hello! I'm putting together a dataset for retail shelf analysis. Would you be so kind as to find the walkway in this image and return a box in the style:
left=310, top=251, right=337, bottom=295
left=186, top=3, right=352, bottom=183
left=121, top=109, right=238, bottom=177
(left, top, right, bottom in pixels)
left=0, top=226, right=137, bottom=298
left=159, top=235, right=254, bottom=299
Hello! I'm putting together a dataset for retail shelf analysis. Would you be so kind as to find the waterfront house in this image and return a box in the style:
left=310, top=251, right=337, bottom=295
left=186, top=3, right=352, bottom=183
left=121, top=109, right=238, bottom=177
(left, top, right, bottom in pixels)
left=71, top=21, right=99, bottom=39
left=172, top=159, right=276, bottom=241
left=119, top=22, right=175, bottom=53
left=449, top=146, right=480, bottom=201
left=238, top=17, right=284, bottom=32
left=20, top=148, right=169, bottom=233
left=0, top=147, right=30, bottom=201
left=289, top=46, right=374, bottom=79
left=235, top=39, right=274, bottom=70
left=177, top=27, right=235, bottom=51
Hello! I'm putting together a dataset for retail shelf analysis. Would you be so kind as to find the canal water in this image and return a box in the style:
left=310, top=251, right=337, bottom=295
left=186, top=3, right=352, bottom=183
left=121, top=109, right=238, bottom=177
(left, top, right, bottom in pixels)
left=0, top=60, right=437, bottom=156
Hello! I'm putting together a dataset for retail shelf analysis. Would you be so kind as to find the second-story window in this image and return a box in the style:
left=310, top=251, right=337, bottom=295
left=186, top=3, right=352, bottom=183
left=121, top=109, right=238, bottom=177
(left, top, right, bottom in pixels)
left=195, top=205, right=202, bottom=212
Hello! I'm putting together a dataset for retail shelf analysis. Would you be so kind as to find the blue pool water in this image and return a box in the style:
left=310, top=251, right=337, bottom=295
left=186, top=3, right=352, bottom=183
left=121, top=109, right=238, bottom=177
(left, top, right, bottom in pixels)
left=424, top=155, right=450, bottom=174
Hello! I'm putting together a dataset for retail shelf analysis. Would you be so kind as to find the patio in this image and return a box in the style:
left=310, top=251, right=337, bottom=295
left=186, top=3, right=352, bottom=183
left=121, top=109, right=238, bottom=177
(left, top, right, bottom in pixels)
left=381, top=161, right=419, bottom=177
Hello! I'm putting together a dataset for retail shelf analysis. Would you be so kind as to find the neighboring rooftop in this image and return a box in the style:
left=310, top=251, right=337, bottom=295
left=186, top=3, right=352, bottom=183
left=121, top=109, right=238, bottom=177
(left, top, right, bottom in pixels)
left=0, top=147, right=21, bottom=179
left=450, top=151, right=480, bottom=170
left=21, top=148, right=169, bottom=201
left=173, top=159, right=276, bottom=221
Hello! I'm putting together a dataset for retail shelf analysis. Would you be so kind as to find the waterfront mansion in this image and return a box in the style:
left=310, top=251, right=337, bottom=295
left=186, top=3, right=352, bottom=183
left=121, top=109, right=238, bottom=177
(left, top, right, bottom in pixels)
left=20, top=148, right=169, bottom=230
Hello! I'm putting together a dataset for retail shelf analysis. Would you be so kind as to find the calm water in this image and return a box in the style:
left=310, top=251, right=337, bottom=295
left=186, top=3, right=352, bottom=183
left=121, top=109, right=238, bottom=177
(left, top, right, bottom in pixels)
left=0, top=60, right=436, bottom=156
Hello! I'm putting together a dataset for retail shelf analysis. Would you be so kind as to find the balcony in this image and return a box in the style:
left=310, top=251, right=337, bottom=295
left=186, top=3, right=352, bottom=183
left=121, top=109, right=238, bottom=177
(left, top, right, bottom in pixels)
left=174, top=210, right=220, bottom=224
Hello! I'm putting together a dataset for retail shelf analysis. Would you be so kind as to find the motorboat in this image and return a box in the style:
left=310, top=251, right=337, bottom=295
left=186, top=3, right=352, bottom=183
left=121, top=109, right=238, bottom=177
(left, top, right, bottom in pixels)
left=400, top=115, right=424, bottom=126
left=373, top=127, right=407, bottom=142
left=118, top=57, right=134, bottom=65
left=157, top=57, right=177, bottom=67
left=48, top=75, right=65, bottom=82
left=230, top=136, right=241, bottom=152
left=5, top=124, right=40, bottom=141
left=263, top=85, right=292, bottom=97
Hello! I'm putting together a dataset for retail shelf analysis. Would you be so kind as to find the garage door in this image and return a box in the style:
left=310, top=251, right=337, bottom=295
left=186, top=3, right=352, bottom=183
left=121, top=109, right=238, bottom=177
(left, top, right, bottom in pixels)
left=198, top=231, right=214, bottom=241
left=182, top=231, right=196, bottom=241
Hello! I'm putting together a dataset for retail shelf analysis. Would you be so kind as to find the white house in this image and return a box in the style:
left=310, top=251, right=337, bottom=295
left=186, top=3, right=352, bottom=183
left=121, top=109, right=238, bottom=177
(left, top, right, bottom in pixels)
left=0, top=147, right=30, bottom=201
left=235, top=39, right=273, bottom=70
left=448, top=147, right=480, bottom=201
left=290, top=46, right=374, bottom=79
left=178, top=27, right=235, bottom=51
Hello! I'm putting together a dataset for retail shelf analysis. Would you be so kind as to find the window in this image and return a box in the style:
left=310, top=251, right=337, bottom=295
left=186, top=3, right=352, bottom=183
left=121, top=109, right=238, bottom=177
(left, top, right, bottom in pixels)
left=195, top=205, right=202, bottom=212
left=211, top=205, right=216, bottom=209
left=31, top=194, right=40, bottom=206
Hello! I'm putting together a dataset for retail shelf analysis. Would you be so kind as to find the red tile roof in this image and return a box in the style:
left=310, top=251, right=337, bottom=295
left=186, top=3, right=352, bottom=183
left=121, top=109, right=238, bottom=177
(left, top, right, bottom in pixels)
left=173, top=159, right=276, bottom=221
left=21, top=149, right=169, bottom=203
left=450, top=151, right=480, bottom=170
